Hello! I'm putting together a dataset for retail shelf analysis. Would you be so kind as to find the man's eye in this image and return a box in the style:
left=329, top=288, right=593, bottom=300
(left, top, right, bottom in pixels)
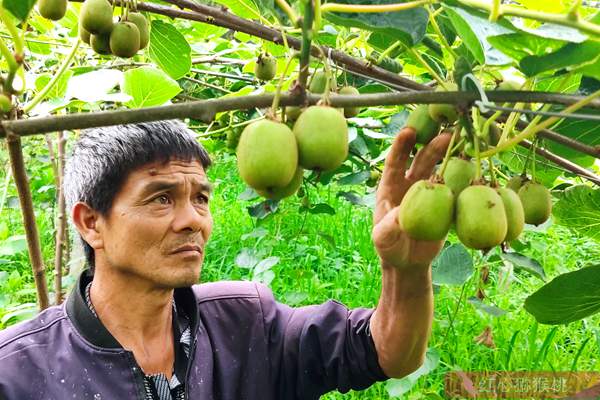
left=196, top=194, right=209, bottom=204
left=153, top=194, right=170, bottom=204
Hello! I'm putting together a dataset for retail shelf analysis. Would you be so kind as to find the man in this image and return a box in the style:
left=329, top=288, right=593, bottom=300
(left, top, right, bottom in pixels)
left=0, top=120, right=450, bottom=399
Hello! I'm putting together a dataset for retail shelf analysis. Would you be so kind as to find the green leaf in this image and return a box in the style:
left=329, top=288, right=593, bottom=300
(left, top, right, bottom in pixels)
left=3, top=0, right=36, bottom=21
left=498, top=146, right=561, bottom=187
left=553, top=185, right=600, bottom=241
left=444, top=6, right=514, bottom=65
left=324, top=0, right=428, bottom=46
left=34, top=70, right=74, bottom=100
left=149, top=20, right=191, bottom=80
left=520, top=41, right=600, bottom=77
left=337, top=171, right=370, bottom=185
left=307, top=203, right=336, bottom=215
left=525, top=264, right=600, bottom=325
left=501, top=252, right=546, bottom=281
left=382, top=111, right=409, bottom=135
left=432, top=244, right=474, bottom=286
left=0, top=235, right=27, bottom=256
left=122, top=67, right=182, bottom=108
left=468, top=297, right=507, bottom=317
left=386, top=348, right=439, bottom=397
left=487, top=33, right=566, bottom=62
left=546, top=109, right=600, bottom=168
left=210, top=0, right=262, bottom=20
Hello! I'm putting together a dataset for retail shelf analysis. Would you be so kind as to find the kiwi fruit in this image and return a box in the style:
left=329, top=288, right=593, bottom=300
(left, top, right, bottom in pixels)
left=0, top=94, right=12, bottom=113
left=90, top=33, right=112, bottom=55
left=254, top=53, right=276, bottom=81
left=456, top=185, right=508, bottom=250
left=257, top=167, right=304, bottom=200
left=309, top=71, right=336, bottom=94
left=226, top=126, right=242, bottom=150
left=506, top=175, right=526, bottom=192
left=79, top=21, right=91, bottom=45
left=81, top=0, right=114, bottom=35
left=236, top=119, right=298, bottom=190
left=397, top=180, right=454, bottom=241
left=497, top=187, right=525, bottom=242
left=338, top=86, right=361, bottom=118
left=442, top=157, right=476, bottom=196
left=293, top=105, right=348, bottom=172
left=38, top=0, right=67, bottom=21
left=110, top=21, right=140, bottom=58
left=406, top=105, right=441, bottom=144
left=127, top=12, right=150, bottom=49
left=428, top=82, right=459, bottom=124
left=285, top=106, right=302, bottom=122
left=518, top=182, right=552, bottom=225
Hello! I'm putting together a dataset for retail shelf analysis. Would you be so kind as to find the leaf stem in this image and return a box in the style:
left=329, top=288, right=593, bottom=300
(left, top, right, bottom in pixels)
left=407, top=46, right=447, bottom=88
left=0, top=7, right=24, bottom=57
left=271, top=52, right=298, bottom=117
left=426, top=5, right=457, bottom=59
left=275, top=0, right=300, bottom=27
left=313, top=0, right=322, bottom=31
left=321, top=0, right=432, bottom=13
left=24, top=39, right=81, bottom=113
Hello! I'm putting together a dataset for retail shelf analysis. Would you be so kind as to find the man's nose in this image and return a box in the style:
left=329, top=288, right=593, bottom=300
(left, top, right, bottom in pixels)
left=172, top=200, right=207, bottom=233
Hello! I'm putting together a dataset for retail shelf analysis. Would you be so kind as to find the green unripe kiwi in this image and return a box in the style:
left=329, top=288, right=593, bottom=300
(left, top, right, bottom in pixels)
left=506, top=175, right=526, bottom=192
left=456, top=185, right=508, bottom=250
left=285, top=106, right=302, bottom=122
left=442, top=157, right=476, bottom=196
left=0, top=94, right=12, bottom=113
left=406, top=105, right=441, bottom=144
left=90, top=33, right=112, bottom=55
left=428, top=83, right=459, bottom=124
left=257, top=167, right=304, bottom=200
left=497, top=187, right=525, bottom=242
left=110, top=21, right=140, bottom=58
left=236, top=119, right=298, bottom=191
left=518, top=182, right=552, bottom=225
left=293, top=105, right=348, bottom=172
left=254, top=54, right=277, bottom=81
left=127, top=12, right=150, bottom=49
left=338, top=86, right=361, bottom=118
left=226, top=127, right=242, bottom=150
left=38, top=0, right=67, bottom=21
left=79, top=21, right=91, bottom=45
left=397, top=180, right=454, bottom=241
left=309, top=71, right=336, bottom=94
left=81, top=0, right=114, bottom=35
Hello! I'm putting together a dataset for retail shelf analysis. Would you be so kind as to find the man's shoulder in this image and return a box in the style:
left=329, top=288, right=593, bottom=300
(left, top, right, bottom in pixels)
left=192, top=280, right=269, bottom=303
left=0, top=305, right=66, bottom=353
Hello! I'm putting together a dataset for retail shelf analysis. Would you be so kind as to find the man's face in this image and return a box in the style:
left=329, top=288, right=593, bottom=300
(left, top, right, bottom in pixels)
left=96, top=159, right=213, bottom=288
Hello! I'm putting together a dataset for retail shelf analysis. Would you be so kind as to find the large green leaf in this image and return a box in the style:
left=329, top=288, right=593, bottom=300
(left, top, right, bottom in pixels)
left=210, top=0, right=262, bottom=20
left=122, top=67, right=182, bottom=108
left=525, top=264, right=600, bottom=324
left=149, top=20, right=191, bottom=80
left=432, top=244, right=474, bottom=286
left=444, top=6, right=514, bottom=65
left=34, top=70, right=74, bottom=100
left=545, top=109, right=600, bottom=168
left=487, top=33, right=566, bottom=62
left=3, top=0, right=36, bottom=21
left=553, top=185, right=600, bottom=241
left=520, top=41, right=600, bottom=77
left=498, top=146, right=561, bottom=187
left=324, top=0, right=428, bottom=46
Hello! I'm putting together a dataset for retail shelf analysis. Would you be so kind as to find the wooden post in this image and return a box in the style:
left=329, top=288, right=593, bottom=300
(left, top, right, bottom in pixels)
left=6, top=131, right=50, bottom=310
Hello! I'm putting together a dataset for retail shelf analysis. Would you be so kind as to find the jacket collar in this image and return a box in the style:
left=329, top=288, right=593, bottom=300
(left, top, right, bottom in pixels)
left=66, top=268, right=199, bottom=349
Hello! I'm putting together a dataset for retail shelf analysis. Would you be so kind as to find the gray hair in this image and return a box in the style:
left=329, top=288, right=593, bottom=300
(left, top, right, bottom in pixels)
left=63, top=120, right=212, bottom=271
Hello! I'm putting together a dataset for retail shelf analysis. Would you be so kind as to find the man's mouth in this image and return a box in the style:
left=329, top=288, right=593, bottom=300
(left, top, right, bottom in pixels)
left=170, top=244, right=203, bottom=255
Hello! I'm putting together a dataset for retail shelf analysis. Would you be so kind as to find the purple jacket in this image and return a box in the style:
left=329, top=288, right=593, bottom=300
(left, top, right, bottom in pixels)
left=0, top=270, right=388, bottom=399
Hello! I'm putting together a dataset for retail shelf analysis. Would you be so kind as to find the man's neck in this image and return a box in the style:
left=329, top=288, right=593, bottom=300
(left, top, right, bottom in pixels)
left=89, top=266, right=175, bottom=377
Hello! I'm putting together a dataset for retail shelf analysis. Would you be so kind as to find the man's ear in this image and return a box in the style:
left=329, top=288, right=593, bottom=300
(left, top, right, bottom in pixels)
left=72, top=202, right=105, bottom=251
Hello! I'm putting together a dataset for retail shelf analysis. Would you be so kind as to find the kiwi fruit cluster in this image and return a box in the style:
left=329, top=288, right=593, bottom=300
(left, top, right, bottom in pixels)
left=79, top=0, right=149, bottom=58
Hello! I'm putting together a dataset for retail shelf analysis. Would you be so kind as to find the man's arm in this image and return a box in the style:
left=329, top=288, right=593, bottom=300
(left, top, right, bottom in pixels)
left=369, top=127, right=451, bottom=378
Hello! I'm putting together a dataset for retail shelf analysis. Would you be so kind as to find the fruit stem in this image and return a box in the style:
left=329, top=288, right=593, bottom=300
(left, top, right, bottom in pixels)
left=320, top=0, right=432, bottom=13
left=488, top=157, right=497, bottom=187
left=377, top=41, right=402, bottom=64
left=474, top=129, right=482, bottom=181
left=270, top=52, right=298, bottom=118
left=275, top=0, right=300, bottom=27
left=298, top=0, right=315, bottom=90
left=24, top=39, right=80, bottom=113
left=426, top=5, right=457, bottom=60
left=438, top=125, right=460, bottom=179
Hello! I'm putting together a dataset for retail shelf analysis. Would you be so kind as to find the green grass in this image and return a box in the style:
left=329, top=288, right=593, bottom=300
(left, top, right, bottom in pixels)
left=1, top=143, right=600, bottom=399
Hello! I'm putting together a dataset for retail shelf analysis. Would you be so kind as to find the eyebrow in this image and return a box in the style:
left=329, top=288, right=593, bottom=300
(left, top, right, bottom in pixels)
left=140, top=179, right=214, bottom=197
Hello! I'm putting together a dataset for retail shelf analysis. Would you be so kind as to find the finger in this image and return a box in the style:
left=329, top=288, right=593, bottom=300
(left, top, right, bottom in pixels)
left=406, top=132, right=452, bottom=182
left=378, top=127, right=416, bottom=200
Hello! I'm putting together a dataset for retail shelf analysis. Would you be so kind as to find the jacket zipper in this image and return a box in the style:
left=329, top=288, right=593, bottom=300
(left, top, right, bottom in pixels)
left=126, top=351, right=149, bottom=400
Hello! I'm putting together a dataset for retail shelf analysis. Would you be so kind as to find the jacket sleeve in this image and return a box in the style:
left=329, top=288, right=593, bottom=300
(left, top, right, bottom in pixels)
left=255, top=283, right=389, bottom=399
